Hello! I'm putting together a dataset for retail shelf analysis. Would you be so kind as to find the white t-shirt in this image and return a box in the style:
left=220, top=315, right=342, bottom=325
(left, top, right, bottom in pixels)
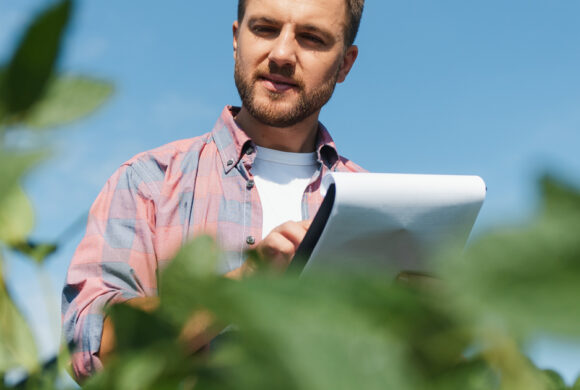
left=251, top=146, right=319, bottom=239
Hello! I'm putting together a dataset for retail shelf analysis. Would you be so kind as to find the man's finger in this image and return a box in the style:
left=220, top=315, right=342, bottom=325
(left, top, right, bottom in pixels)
left=273, top=221, right=309, bottom=248
left=299, top=219, right=312, bottom=230
left=260, top=231, right=296, bottom=259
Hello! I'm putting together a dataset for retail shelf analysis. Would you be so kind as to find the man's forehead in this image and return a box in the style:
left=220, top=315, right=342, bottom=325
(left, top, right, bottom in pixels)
left=242, top=0, right=347, bottom=27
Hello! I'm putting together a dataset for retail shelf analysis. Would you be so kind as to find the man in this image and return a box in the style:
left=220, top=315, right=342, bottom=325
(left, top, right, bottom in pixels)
left=62, top=0, right=365, bottom=381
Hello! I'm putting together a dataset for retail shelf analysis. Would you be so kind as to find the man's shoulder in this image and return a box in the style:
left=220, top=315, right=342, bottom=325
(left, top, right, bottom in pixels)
left=118, top=105, right=239, bottom=179
left=127, top=133, right=212, bottom=166
left=126, top=131, right=215, bottom=169
left=111, top=131, right=217, bottom=195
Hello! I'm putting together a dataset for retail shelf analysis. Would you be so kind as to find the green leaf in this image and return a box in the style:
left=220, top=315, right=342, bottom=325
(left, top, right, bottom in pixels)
left=167, top=264, right=468, bottom=389
left=199, top=275, right=414, bottom=390
left=426, top=358, right=498, bottom=390
left=11, top=241, right=58, bottom=265
left=572, top=374, right=580, bottom=390
left=157, top=238, right=481, bottom=389
left=91, top=175, right=580, bottom=389
left=540, top=175, right=580, bottom=217
left=0, top=272, right=39, bottom=373
left=541, top=369, right=567, bottom=390
left=0, top=68, right=6, bottom=124
left=84, top=344, right=198, bottom=390
left=437, top=175, right=580, bottom=339
left=0, top=0, right=73, bottom=119
left=0, top=185, right=34, bottom=245
left=159, top=235, right=220, bottom=325
left=0, top=150, right=47, bottom=205
left=23, top=75, right=114, bottom=129
left=107, top=304, right=178, bottom=355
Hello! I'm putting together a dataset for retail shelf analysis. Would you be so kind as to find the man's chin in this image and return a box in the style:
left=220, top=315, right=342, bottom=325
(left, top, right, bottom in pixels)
left=249, top=107, right=305, bottom=128
left=247, top=99, right=300, bottom=122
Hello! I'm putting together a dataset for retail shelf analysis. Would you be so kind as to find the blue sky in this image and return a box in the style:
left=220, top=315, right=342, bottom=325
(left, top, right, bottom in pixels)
left=1, top=0, right=580, bottom=384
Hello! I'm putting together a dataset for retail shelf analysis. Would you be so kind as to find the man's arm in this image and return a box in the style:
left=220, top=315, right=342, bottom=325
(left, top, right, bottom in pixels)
left=97, top=220, right=311, bottom=362
left=62, top=163, right=160, bottom=382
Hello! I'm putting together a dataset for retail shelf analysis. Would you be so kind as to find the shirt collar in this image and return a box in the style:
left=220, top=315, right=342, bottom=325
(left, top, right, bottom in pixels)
left=315, top=121, right=339, bottom=169
left=212, top=105, right=340, bottom=174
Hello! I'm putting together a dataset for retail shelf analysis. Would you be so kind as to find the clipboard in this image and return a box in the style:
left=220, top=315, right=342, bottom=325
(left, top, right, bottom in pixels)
left=289, top=173, right=486, bottom=276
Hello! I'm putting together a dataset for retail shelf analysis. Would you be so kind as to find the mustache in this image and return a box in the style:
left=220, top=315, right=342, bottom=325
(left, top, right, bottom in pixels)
left=254, top=62, right=305, bottom=88
left=268, top=61, right=293, bottom=78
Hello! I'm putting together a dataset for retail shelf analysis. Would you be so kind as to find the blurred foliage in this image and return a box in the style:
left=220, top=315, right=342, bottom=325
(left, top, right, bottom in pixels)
left=0, top=269, right=39, bottom=375
left=82, top=174, right=580, bottom=390
left=0, top=0, right=71, bottom=120
left=0, top=0, right=112, bottom=388
left=1, top=1, right=580, bottom=390
left=21, top=75, right=113, bottom=129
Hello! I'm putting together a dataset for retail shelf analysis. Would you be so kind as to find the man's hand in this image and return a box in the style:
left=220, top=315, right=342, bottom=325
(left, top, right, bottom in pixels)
left=99, top=296, right=160, bottom=364
left=227, top=220, right=311, bottom=279
left=100, top=220, right=311, bottom=363
left=256, top=220, right=311, bottom=270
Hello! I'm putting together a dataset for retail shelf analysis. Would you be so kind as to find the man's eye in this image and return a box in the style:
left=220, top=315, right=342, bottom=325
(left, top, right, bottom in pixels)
left=252, top=26, right=277, bottom=35
left=301, top=34, right=325, bottom=45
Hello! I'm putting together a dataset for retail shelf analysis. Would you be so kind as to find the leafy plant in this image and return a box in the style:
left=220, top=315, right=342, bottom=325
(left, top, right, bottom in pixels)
left=83, top=175, right=580, bottom=390
left=0, top=0, right=112, bottom=387
left=1, top=1, right=579, bottom=390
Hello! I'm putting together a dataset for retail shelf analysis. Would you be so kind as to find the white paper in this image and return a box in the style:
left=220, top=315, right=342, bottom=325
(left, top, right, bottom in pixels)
left=301, top=172, right=486, bottom=275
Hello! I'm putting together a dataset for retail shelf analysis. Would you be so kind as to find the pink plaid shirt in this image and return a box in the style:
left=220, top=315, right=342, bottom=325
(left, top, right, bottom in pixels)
left=62, top=106, right=364, bottom=380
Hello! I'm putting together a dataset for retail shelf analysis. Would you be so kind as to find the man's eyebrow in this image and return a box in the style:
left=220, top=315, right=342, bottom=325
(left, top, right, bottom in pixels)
left=247, top=16, right=281, bottom=27
left=247, top=17, right=335, bottom=38
left=248, top=16, right=335, bottom=42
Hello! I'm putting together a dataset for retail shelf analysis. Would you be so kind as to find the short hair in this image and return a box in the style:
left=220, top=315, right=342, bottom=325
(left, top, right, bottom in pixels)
left=237, top=0, right=365, bottom=47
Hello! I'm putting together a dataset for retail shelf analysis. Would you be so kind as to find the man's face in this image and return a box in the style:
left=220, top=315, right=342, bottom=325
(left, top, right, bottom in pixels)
left=233, top=0, right=358, bottom=128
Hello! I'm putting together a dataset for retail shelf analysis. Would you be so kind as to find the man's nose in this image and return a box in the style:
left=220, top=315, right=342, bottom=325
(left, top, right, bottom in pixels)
left=268, top=28, right=297, bottom=68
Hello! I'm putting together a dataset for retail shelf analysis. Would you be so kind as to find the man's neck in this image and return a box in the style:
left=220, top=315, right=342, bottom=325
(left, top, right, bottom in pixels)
left=234, top=107, right=320, bottom=153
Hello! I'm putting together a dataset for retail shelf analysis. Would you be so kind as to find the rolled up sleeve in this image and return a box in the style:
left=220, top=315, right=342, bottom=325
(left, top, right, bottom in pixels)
left=62, top=163, right=158, bottom=382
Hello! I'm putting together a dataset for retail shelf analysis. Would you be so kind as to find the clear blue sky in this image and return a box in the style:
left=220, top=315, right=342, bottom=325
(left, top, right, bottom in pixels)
left=1, top=0, right=580, bottom=383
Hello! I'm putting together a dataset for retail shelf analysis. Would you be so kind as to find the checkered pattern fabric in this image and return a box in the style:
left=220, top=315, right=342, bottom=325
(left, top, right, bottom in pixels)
left=62, top=106, right=365, bottom=381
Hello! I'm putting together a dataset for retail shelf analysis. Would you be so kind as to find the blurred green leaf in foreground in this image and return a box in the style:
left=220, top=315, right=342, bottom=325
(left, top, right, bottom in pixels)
left=85, top=175, right=580, bottom=390
left=0, top=0, right=112, bottom=387
left=439, top=175, right=580, bottom=340
left=0, top=0, right=72, bottom=121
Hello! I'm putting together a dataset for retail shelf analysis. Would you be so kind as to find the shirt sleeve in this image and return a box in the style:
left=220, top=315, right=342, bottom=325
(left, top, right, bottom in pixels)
left=61, top=163, right=158, bottom=382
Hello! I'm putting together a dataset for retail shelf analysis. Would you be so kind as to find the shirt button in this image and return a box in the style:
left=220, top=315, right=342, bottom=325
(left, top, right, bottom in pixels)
left=246, top=236, right=255, bottom=245
left=226, top=159, right=234, bottom=166
left=246, top=179, right=255, bottom=189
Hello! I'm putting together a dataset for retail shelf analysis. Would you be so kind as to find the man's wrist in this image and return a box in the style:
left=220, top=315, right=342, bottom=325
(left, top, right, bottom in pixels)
left=224, top=261, right=255, bottom=280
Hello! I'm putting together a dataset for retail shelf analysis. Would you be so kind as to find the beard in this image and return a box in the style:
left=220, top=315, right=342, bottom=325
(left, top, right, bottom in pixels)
left=234, top=60, right=340, bottom=128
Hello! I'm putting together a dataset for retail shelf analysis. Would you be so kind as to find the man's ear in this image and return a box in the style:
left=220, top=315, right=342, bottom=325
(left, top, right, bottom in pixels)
left=233, top=21, right=239, bottom=59
left=337, top=45, right=358, bottom=83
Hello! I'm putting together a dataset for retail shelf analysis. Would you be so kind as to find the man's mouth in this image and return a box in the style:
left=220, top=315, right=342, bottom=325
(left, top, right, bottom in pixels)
left=258, top=74, right=298, bottom=93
